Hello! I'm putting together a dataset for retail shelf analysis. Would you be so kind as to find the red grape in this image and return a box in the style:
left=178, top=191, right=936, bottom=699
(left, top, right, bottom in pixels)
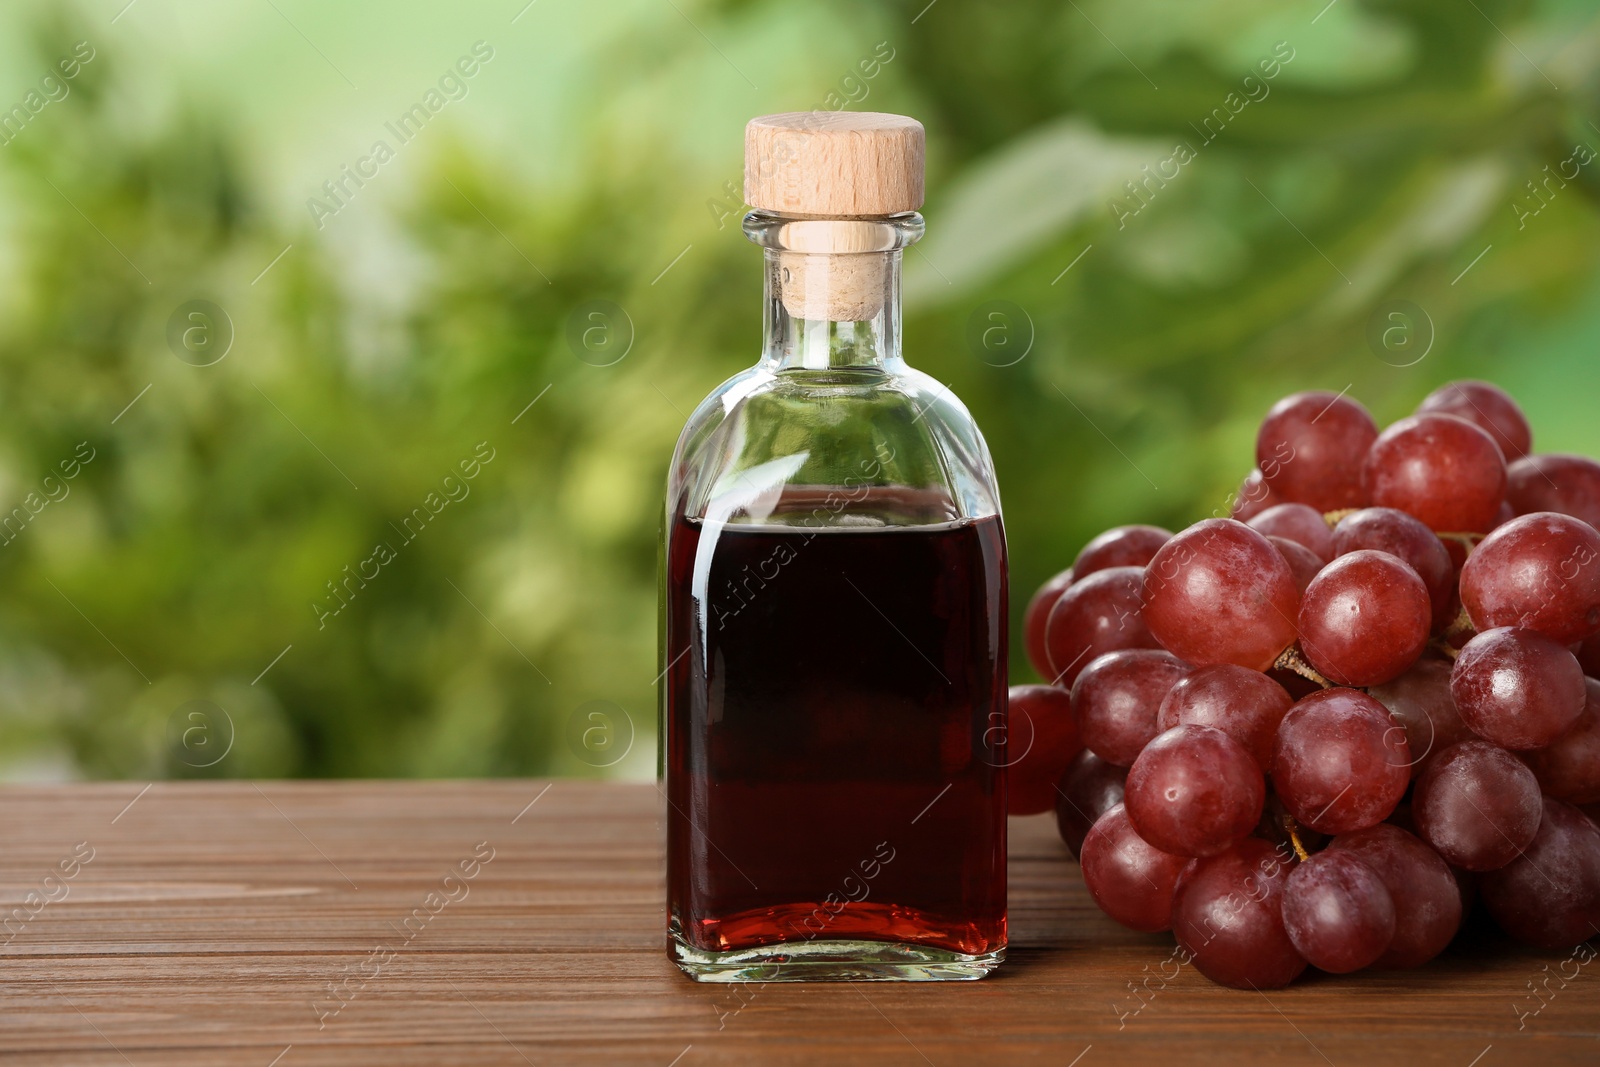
left=1073, top=524, right=1172, bottom=579
left=1521, top=677, right=1600, bottom=804
left=1024, top=567, right=1074, bottom=680
left=1368, top=657, right=1475, bottom=779
left=1296, top=550, right=1431, bottom=686
left=1256, top=391, right=1378, bottom=511
left=1249, top=503, right=1334, bottom=563
left=1043, top=566, right=1158, bottom=686
left=1507, top=453, right=1600, bottom=530
left=1480, top=798, right=1600, bottom=949
left=1053, top=750, right=1128, bottom=858
left=1281, top=850, right=1395, bottom=973
left=1459, top=512, right=1600, bottom=644
left=1005, top=685, right=1081, bottom=815
left=1171, top=838, right=1306, bottom=989
left=1331, top=507, right=1455, bottom=631
left=1326, top=824, right=1462, bottom=968
left=1124, top=725, right=1264, bottom=857
left=1041, top=381, right=1600, bottom=982
left=1080, top=803, right=1190, bottom=932
left=1413, top=740, right=1542, bottom=871
left=1268, top=537, right=1323, bottom=596
left=1361, top=413, right=1507, bottom=534
left=1450, top=626, right=1586, bottom=749
left=1142, top=519, right=1300, bottom=671
left=1157, top=664, right=1293, bottom=773
left=1073, top=649, right=1191, bottom=767
left=1273, top=688, right=1410, bottom=834
left=1231, top=468, right=1284, bottom=522
left=1417, top=380, right=1532, bottom=461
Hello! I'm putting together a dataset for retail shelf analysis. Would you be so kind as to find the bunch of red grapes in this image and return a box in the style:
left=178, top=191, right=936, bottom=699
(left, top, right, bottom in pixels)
left=1011, top=381, right=1600, bottom=988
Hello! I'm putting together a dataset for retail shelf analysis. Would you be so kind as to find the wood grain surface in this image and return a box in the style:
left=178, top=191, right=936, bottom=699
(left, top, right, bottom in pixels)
left=0, top=780, right=1594, bottom=1066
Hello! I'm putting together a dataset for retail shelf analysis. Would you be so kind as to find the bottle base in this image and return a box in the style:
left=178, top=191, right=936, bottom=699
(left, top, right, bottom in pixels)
left=668, top=934, right=1005, bottom=983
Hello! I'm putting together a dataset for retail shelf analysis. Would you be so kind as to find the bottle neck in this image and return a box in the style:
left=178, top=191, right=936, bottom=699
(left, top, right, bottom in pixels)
left=743, top=212, right=924, bottom=373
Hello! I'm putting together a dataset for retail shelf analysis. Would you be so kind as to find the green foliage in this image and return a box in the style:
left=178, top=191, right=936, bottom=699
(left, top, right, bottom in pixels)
left=0, top=0, right=1597, bottom=779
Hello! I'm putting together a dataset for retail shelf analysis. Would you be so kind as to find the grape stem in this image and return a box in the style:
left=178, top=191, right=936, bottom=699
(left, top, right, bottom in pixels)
left=1437, top=531, right=1485, bottom=554
left=1428, top=638, right=1461, bottom=661
left=1282, top=814, right=1311, bottom=862
left=1442, top=604, right=1475, bottom=643
left=1273, top=645, right=1334, bottom=689
left=1322, top=508, right=1359, bottom=528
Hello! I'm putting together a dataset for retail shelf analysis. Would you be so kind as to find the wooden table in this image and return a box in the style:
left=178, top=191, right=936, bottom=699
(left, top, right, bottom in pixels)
left=1, top=781, right=1594, bottom=1065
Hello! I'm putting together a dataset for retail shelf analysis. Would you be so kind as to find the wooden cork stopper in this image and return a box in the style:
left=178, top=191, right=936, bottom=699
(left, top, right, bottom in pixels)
left=744, top=112, right=925, bottom=217
left=777, top=253, right=887, bottom=323
left=745, top=113, right=924, bottom=320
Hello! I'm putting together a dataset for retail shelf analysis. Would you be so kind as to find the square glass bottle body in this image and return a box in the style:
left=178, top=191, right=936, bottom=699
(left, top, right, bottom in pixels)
left=660, top=213, right=1008, bottom=982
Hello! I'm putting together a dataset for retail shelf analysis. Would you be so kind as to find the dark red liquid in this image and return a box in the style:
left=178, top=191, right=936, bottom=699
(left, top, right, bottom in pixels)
left=664, top=498, right=1007, bottom=959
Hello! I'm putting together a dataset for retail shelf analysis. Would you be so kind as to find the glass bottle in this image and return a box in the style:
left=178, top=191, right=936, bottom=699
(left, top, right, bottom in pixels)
left=661, top=113, right=1007, bottom=981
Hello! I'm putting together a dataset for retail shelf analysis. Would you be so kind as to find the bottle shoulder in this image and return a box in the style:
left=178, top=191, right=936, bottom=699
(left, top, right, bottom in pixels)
left=666, top=361, right=1001, bottom=527
left=666, top=365, right=774, bottom=478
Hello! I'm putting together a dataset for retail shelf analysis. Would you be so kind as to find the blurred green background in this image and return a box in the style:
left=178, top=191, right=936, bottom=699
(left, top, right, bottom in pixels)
left=0, top=0, right=1597, bottom=781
